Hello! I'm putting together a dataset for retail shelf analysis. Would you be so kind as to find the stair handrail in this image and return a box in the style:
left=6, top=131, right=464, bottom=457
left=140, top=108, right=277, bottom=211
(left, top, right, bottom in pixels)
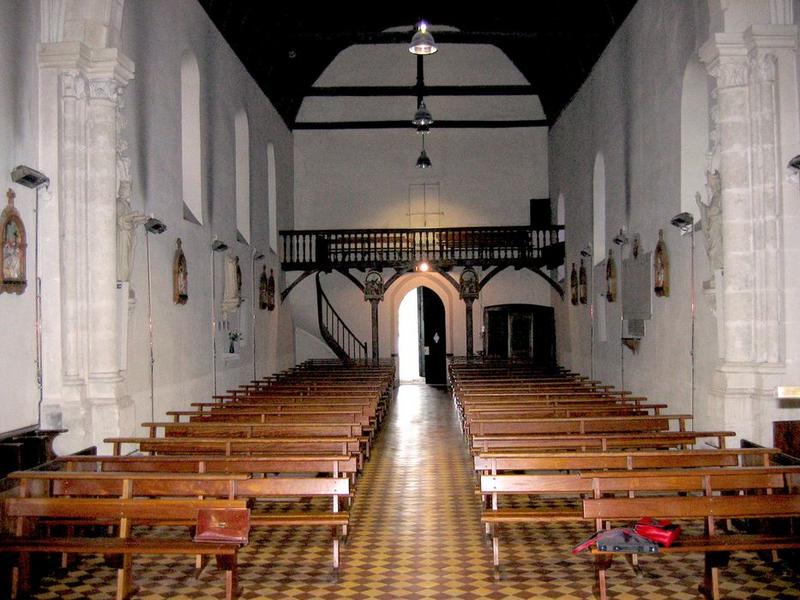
left=316, top=273, right=368, bottom=362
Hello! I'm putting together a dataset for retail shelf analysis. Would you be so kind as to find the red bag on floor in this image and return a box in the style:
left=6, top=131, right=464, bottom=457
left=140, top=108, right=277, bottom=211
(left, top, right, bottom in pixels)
left=634, top=517, right=681, bottom=548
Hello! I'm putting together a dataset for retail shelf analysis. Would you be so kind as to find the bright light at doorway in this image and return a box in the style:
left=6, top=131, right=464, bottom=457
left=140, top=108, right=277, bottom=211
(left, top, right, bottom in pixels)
left=398, top=288, right=424, bottom=383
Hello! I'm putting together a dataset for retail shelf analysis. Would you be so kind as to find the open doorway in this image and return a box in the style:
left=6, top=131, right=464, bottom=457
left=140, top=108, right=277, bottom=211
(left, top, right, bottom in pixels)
left=397, top=286, right=447, bottom=385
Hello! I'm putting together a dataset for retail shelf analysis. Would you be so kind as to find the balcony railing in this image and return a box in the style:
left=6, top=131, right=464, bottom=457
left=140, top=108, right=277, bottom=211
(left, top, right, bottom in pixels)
left=280, top=225, right=564, bottom=271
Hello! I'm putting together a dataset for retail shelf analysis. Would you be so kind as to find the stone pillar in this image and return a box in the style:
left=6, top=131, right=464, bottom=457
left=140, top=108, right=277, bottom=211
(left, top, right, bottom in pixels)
left=699, top=20, right=797, bottom=443
left=86, top=76, right=128, bottom=439
left=37, top=39, right=135, bottom=452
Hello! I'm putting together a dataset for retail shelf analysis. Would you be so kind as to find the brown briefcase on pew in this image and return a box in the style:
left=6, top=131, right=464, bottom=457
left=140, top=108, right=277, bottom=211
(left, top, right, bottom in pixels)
left=194, top=508, right=251, bottom=545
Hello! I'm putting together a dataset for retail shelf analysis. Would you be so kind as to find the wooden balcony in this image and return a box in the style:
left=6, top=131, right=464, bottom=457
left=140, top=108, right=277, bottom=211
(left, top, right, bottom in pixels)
left=280, top=226, right=564, bottom=271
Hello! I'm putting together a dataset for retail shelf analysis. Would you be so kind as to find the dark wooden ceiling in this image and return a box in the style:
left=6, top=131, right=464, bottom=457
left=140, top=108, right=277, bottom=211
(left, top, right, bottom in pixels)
left=197, top=2, right=639, bottom=129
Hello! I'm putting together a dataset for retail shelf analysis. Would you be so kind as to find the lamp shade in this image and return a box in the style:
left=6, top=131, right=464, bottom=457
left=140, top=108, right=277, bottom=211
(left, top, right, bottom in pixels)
left=409, top=22, right=437, bottom=55
left=412, top=100, right=433, bottom=127
left=416, top=148, right=432, bottom=169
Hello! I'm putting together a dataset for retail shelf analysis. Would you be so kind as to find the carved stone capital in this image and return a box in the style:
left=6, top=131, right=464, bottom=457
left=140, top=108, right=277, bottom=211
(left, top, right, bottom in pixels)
left=716, top=59, right=749, bottom=89
left=60, top=69, right=87, bottom=99
left=88, top=78, right=121, bottom=102
left=754, top=53, right=778, bottom=83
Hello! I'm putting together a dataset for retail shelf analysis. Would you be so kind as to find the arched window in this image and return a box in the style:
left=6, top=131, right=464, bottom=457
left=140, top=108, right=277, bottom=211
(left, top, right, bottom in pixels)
left=592, top=153, right=606, bottom=267
left=680, top=57, right=710, bottom=218
left=235, top=109, right=250, bottom=243
left=267, top=143, right=278, bottom=254
left=181, top=51, right=202, bottom=224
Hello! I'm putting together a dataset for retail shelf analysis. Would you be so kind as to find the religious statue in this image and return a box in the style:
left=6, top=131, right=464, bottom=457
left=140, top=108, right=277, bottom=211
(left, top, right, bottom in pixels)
left=696, top=168, right=723, bottom=271
left=459, top=268, right=479, bottom=301
left=259, top=265, right=269, bottom=310
left=235, top=256, right=242, bottom=301
left=605, top=249, right=617, bottom=302
left=221, top=252, right=241, bottom=318
left=654, top=229, right=670, bottom=297
left=1, top=189, right=27, bottom=294
left=578, top=259, right=588, bottom=304
left=364, top=270, right=384, bottom=302
left=116, top=180, right=147, bottom=282
left=172, top=238, right=188, bottom=305
left=570, top=263, right=578, bottom=305
left=266, top=269, right=275, bottom=311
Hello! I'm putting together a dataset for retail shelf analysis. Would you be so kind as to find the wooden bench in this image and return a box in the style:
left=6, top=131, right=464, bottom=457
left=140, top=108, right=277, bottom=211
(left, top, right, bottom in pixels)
left=105, top=436, right=362, bottom=461
left=11, top=470, right=351, bottom=577
left=467, top=414, right=691, bottom=437
left=583, top=487, right=800, bottom=600
left=1, top=496, right=246, bottom=600
left=470, top=430, right=735, bottom=453
left=481, top=466, right=800, bottom=580
left=474, top=447, right=779, bottom=475
left=58, top=453, right=359, bottom=479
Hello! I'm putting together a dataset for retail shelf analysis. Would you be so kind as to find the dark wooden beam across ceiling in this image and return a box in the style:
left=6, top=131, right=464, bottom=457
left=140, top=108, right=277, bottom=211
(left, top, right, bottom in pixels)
left=293, top=119, right=548, bottom=130
left=306, top=85, right=538, bottom=97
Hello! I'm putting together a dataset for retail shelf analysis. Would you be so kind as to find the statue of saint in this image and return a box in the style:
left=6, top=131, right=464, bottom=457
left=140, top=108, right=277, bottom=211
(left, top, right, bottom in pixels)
left=605, top=249, right=617, bottom=302
left=222, top=252, right=240, bottom=318
left=696, top=168, right=723, bottom=271
left=1, top=189, right=27, bottom=292
left=116, top=181, right=147, bottom=282
left=654, top=229, right=670, bottom=297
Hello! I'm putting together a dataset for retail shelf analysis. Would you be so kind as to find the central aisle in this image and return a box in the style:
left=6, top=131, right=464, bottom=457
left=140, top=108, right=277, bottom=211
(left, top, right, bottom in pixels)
left=342, top=384, right=489, bottom=594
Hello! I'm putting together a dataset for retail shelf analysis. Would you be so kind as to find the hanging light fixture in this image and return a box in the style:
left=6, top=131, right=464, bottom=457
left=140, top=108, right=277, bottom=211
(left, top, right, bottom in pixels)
left=412, top=99, right=433, bottom=128
left=409, top=21, right=437, bottom=55
left=416, top=136, right=432, bottom=169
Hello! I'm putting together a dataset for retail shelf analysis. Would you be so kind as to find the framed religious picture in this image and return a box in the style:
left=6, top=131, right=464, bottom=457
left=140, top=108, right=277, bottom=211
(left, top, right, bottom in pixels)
left=173, top=238, right=188, bottom=304
left=654, top=229, right=670, bottom=297
left=266, top=269, right=275, bottom=311
left=578, top=258, right=588, bottom=304
left=259, top=265, right=269, bottom=310
left=570, top=263, right=578, bottom=305
left=606, top=249, right=617, bottom=302
left=364, top=269, right=384, bottom=302
left=1, top=189, right=27, bottom=294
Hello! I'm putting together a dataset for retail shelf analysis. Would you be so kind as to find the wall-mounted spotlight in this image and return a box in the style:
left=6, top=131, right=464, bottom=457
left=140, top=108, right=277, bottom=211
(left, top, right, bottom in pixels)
left=788, top=155, right=800, bottom=172
left=612, top=229, right=629, bottom=246
left=11, top=165, right=50, bottom=189
left=211, top=238, right=228, bottom=252
left=144, top=217, right=166, bottom=235
left=252, top=250, right=265, bottom=261
left=670, top=212, right=695, bottom=235
left=580, top=245, right=592, bottom=258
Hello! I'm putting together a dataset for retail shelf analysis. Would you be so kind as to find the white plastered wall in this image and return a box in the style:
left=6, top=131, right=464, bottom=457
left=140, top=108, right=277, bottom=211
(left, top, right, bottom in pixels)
left=0, top=0, right=41, bottom=431
left=290, top=41, right=554, bottom=361
left=549, top=0, right=800, bottom=446
left=119, top=0, right=295, bottom=446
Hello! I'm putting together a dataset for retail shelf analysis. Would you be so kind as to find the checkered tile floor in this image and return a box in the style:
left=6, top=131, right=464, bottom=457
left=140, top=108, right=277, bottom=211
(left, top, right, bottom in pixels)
left=28, top=384, right=800, bottom=599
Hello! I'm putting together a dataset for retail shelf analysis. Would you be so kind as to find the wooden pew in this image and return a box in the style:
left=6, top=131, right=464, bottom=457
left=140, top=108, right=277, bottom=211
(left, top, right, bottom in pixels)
left=471, top=431, right=736, bottom=453
left=11, top=470, right=351, bottom=576
left=582, top=474, right=800, bottom=600
left=1, top=496, right=246, bottom=600
left=105, top=436, right=362, bottom=459
left=481, top=466, right=800, bottom=579
left=467, top=414, right=692, bottom=437
left=474, top=447, right=779, bottom=475
left=57, top=453, right=358, bottom=479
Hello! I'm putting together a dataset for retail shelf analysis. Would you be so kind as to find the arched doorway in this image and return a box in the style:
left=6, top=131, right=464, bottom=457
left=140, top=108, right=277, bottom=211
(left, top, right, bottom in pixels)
left=397, top=286, right=447, bottom=385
